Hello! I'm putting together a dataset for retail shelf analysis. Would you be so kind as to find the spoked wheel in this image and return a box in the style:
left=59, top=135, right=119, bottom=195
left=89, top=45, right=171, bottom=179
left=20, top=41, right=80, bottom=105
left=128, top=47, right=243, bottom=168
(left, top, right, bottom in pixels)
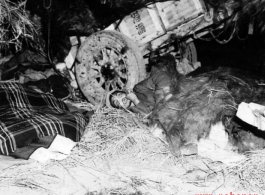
left=75, top=30, right=146, bottom=105
left=180, top=41, right=197, bottom=63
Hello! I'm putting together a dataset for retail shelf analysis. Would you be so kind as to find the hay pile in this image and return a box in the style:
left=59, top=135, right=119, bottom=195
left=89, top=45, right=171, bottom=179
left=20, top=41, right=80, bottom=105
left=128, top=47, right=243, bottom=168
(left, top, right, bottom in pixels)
left=0, top=0, right=36, bottom=53
left=0, top=161, right=63, bottom=194
left=226, top=150, right=265, bottom=193
left=62, top=106, right=265, bottom=194
left=69, top=107, right=173, bottom=171
left=0, top=105, right=265, bottom=194
left=58, top=107, right=188, bottom=194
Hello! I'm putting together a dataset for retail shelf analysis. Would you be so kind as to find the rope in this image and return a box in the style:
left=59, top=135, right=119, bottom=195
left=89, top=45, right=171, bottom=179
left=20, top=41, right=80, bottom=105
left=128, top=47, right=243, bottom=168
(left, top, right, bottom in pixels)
left=43, top=0, right=61, bottom=76
left=43, top=0, right=52, bottom=9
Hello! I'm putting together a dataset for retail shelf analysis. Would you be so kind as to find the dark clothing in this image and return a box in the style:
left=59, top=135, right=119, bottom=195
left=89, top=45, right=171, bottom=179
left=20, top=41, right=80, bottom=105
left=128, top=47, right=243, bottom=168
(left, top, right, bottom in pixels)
left=133, top=85, right=155, bottom=113
left=133, top=67, right=173, bottom=113
left=0, top=50, right=49, bottom=80
left=25, top=75, right=70, bottom=99
left=137, top=67, right=172, bottom=91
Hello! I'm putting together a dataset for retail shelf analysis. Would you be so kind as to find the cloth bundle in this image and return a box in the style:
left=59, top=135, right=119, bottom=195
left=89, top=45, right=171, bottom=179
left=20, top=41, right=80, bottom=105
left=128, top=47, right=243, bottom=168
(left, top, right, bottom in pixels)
left=237, top=102, right=265, bottom=131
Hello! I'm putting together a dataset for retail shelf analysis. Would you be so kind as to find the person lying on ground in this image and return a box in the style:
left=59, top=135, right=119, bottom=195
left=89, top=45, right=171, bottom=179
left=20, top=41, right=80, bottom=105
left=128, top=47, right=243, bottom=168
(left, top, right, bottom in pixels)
left=107, top=54, right=181, bottom=115
left=126, top=54, right=181, bottom=114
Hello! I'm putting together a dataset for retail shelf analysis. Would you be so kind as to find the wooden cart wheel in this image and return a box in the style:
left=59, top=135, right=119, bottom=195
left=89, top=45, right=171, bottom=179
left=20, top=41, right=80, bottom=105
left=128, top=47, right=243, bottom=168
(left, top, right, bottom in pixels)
left=75, top=30, right=146, bottom=105
left=181, top=41, right=197, bottom=63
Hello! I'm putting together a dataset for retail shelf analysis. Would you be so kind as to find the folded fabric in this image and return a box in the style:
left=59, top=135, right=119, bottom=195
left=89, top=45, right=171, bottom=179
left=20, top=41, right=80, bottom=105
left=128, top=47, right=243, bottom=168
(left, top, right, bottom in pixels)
left=48, top=134, right=76, bottom=155
left=0, top=81, right=89, bottom=158
left=29, top=147, right=69, bottom=163
left=29, top=134, right=76, bottom=163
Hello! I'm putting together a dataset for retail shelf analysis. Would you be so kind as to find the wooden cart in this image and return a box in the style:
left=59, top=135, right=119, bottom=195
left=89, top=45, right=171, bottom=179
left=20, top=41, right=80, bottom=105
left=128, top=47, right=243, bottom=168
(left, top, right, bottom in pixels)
left=72, top=0, right=230, bottom=105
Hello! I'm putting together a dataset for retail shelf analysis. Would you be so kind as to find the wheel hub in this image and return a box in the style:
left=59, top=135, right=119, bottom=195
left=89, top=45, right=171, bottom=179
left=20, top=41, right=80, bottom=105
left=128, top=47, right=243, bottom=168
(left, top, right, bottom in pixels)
left=92, top=48, right=128, bottom=91
left=101, top=62, right=116, bottom=81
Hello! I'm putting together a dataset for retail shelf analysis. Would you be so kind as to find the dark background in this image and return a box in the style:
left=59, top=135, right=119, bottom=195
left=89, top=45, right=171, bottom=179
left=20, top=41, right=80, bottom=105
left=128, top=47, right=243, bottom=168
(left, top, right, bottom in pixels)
left=194, top=33, right=265, bottom=76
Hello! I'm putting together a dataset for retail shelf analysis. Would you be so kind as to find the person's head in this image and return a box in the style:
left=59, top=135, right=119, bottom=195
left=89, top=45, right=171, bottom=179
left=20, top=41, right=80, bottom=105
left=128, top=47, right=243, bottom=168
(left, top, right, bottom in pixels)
left=109, top=90, right=132, bottom=109
left=151, top=54, right=176, bottom=72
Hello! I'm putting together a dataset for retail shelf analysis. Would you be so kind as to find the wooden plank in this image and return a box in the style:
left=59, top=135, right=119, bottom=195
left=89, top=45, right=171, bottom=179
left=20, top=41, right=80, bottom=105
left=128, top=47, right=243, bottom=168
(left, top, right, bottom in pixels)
left=156, top=0, right=205, bottom=31
left=117, top=5, right=166, bottom=46
left=139, top=15, right=213, bottom=56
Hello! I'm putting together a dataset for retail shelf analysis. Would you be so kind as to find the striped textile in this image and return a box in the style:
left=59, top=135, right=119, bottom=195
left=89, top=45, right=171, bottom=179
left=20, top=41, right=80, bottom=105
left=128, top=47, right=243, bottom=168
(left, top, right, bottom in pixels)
left=0, top=81, right=89, bottom=155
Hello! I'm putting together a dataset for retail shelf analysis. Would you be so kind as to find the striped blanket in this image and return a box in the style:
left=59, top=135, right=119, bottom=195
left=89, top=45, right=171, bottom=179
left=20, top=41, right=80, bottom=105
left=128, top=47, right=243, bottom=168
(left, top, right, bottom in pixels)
left=0, top=81, right=89, bottom=156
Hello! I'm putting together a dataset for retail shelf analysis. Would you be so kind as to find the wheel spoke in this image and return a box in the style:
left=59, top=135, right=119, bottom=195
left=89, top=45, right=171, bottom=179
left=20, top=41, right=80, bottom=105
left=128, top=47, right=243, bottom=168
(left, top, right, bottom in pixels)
left=89, top=68, right=99, bottom=76
left=110, top=82, right=117, bottom=90
left=98, top=76, right=105, bottom=86
left=93, top=53, right=102, bottom=61
left=108, top=49, right=117, bottom=65
left=96, top=59, right=104, bottom=66
left=93, top=51, right=104, bottom=65
left=116, top=78, right=125, bottom=88
left=114, top=62, right=126, bottom=75
left=116, top=70, right=127, bottom=79
left=91, top=61, right=101, bottom=71
left=105, top=81, right=111, bottom=91
left=118, top=64, right=126, bottom=70
left=94, top=54, right=105, bottom=66
left=114, top=58, right=124, bottom=66
left=101, top=48, right=109, bottom=64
